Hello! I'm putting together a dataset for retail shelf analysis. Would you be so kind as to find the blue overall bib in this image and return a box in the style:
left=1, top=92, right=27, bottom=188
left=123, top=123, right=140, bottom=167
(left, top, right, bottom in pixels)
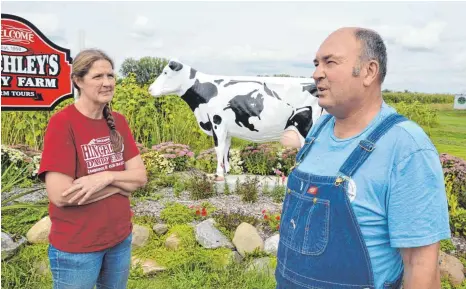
left=275, top=113, right=407, bottom=289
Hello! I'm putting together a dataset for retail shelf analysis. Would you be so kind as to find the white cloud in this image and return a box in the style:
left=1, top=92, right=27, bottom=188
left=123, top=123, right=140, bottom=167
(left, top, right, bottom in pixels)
left=131, top=15, right=156, bottom=39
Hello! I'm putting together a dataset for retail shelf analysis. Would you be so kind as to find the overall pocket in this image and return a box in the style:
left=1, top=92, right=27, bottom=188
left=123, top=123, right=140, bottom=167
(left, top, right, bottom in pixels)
left=280, top=178, right=331, bottom=256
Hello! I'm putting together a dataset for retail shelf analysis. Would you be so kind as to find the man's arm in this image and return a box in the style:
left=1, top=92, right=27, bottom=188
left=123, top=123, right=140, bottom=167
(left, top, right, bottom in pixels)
left=280, top=130, right=302, bottom=148
left=401, top=242, right=441, bottom=289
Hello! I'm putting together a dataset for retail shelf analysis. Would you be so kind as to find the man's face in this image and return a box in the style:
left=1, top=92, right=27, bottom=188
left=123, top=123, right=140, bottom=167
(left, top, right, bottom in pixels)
left=312, top=29, right=364, bottom=117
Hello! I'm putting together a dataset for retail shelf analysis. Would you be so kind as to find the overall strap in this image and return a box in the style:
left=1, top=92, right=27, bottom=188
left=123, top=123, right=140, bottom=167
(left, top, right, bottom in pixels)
left=295, top=114, right=333, bottom=164
left=338, top=113, right=408, bottom=178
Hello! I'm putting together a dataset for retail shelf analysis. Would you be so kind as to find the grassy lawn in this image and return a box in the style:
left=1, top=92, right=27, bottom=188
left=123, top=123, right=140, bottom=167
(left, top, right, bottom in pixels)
left=428, top=103, right=466, bottom=160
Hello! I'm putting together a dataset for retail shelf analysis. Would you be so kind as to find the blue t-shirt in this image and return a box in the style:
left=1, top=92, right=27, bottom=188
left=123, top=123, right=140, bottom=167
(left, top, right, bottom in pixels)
left=297, top=101, right=451, bottom=289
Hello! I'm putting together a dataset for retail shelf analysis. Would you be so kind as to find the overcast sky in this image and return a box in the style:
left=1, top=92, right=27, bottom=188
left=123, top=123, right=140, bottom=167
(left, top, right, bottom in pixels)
left=3, top=1, right=466, bottom=94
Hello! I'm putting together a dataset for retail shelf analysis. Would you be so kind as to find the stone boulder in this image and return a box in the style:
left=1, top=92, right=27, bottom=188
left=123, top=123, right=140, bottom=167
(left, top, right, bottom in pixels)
left=26, top=216, right=51, bottom=244
left=195, top=218, right=234, bottom=249
left=131, top=224, right=150, bottom=249
left=247, top=257, right=275, bottom=277
left=264, top=234, right=280, bottom=256
left=153, top=224, right=168, bottom=236
left=165, top=233, right=181, bottom=250
left=1, top=232, right=27, bottom=260
left=131, top=257, right=166, bottom=276
left=439, top=251, right=465, bottom=286
left=232, top=222, right=264, bottom=257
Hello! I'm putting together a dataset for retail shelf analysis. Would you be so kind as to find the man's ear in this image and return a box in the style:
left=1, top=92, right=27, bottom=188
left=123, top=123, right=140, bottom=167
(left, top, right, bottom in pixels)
left=363, top=60, right=379, bottom=87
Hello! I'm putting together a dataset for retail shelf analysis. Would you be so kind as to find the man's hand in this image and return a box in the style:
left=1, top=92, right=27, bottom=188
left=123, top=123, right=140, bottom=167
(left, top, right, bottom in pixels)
left=401, top=242, right=441, bottom=289
left=62, top=171, right=115, bottom=205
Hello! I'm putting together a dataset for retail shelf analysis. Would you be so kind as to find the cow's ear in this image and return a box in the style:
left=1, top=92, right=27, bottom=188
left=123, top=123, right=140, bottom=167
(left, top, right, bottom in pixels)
left=169, top=61, right=183, bottom=71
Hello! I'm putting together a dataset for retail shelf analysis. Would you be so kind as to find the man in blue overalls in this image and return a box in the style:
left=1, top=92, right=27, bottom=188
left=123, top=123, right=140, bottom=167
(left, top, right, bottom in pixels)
left=276, top=27, right=451, bottom=289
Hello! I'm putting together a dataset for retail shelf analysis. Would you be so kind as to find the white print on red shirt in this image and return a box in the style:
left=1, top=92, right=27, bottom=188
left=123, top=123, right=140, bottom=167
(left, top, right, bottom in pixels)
left=81, top=136, right=125, bottom=174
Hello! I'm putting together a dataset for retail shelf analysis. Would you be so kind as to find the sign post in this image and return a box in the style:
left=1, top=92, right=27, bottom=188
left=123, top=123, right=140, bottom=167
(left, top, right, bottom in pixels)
left=1, top=13, right=73, bottom=111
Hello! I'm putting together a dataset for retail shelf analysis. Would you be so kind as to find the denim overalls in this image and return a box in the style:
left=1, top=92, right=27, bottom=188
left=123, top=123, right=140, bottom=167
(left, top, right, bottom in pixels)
left=275, top=113, right=407, bottom=289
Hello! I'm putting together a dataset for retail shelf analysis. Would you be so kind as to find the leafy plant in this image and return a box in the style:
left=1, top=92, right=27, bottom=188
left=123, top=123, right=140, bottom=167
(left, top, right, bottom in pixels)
left=152, top=142, right=194, bottom=172
left=212, top=212, right=259, bottom=240
left=235, top=176, right=260, bottom=203
left=194, top=148, right=217, bottom=174
left=261, top=209, right=281, bottom=232
left=240, top=144, right=277, bottom=175
left=441, top=153, right=466, bottom=207
left=185, top=171, right=216, bottom=200
left=160, top=202, right=196, bottom=226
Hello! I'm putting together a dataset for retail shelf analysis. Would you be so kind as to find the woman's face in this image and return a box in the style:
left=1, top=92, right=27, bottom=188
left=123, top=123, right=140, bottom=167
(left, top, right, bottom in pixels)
left=75, top=59, right=115, bottom=105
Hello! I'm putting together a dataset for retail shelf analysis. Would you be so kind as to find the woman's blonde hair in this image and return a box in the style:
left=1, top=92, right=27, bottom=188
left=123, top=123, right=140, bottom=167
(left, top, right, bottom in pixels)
left=72, top=49, right=123, bottom=152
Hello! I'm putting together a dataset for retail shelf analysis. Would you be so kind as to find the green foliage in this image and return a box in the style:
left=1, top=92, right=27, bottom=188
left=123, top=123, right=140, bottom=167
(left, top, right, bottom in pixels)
left=262, top=179, right=286, bottom=203
left=193, top=148, right=217, bottom=174
left=152, top=142, right=195, bottom=171
left=185, top=171, right=216, bottom=200
left=1, top=98, right=73, bottom=150
left=1, top=145, right=42, bottom=192
left=391, top=101, right=439, bottom=129
left=383, top=92, right=454, bottom=104
left=261, top=209, right=281, bottom=233
left=1, top=206, right=48, bottom=236
left=235, top=176, right=260, bottom=203
left=119, top=57, right=169, bottom=86
left=1, top=244, right=51, bottom=289
left=240, top=144, right=277, bottom=175
left=213, top=212, right=259, bottom=240
left=440, top=239, right=456, bottom=253
left=160, top=203, right=196, bottom=226
left=441, top=154, right=466, bottom=208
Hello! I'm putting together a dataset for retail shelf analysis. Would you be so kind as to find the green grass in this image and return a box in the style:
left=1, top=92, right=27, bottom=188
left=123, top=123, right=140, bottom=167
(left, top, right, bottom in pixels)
left=429, top=103, right=466, bottom=160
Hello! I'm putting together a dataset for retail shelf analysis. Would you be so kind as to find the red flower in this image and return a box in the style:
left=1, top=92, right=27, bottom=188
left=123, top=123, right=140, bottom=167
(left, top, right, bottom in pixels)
left=196, top=209, right=201, bottom=215
left=264, top=215, right=269, bottom=220
left=201, top=208, right=207, bottom=216
left=276, top=225, right=280, bottom=230
left=275, top=215, right=280, bottom=221
left=262, top=209, right=266, bottom=214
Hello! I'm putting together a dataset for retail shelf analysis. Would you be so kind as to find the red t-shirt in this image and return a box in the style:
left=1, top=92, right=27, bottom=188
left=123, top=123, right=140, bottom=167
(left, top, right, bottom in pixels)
left=38, top=104, right=140, bottom=253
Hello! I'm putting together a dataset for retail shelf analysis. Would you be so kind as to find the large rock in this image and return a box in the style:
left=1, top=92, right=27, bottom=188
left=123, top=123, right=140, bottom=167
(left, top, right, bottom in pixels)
left=131, top=224, right=150, bottom=249
left=153, top=224, right=168, bottom=236
left=1, top=232, right=27, bottom=260
left=247, top=257, right=275, bottom=277
left=165, top=233, right=181, bottom=250
left=439, top=251, right=465, bottom=286
left=232, top=222, right=264, bottom=257
left=26, top=216, right=51, bottom=244
left=195, top=218, right=234, bottom=249
left=131, top=257, right=166, bottom=276
left=264, top=234, right=280, bottom=256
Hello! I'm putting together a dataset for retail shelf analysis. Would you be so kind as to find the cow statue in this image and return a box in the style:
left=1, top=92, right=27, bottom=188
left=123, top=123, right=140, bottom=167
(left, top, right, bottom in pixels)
left=148, top=59, right=325, bottom=181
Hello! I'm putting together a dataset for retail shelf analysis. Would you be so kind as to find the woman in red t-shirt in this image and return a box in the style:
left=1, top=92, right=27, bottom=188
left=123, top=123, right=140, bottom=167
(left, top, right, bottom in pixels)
left=38, top=48, right=147, bottom=289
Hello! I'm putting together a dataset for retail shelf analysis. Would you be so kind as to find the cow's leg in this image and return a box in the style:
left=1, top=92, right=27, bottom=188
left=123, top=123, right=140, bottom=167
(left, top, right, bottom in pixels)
left=223, top=136, right=232, bottom=174
left=211, top=120, right=227, bottom=181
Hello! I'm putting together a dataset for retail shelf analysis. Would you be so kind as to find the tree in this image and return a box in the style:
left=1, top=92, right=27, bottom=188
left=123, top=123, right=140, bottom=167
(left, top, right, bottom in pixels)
left=119, top=56, right=169, bottom=86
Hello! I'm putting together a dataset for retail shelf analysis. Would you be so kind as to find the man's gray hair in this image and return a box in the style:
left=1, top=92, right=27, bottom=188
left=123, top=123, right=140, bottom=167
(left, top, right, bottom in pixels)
left=354, top=28, right=387, bottom=84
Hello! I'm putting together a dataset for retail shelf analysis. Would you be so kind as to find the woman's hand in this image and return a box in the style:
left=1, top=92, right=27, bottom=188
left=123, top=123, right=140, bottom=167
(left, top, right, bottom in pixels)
left=62, top=171, right=115, bottom=205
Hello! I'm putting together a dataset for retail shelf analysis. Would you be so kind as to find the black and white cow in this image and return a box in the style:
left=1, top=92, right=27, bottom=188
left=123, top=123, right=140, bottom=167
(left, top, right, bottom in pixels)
left=148, top=59, right=325, bottom=180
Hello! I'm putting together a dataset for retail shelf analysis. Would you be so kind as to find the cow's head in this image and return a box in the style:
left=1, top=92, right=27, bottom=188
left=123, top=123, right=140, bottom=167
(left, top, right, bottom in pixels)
left=148, top=59, right=192, bottom=97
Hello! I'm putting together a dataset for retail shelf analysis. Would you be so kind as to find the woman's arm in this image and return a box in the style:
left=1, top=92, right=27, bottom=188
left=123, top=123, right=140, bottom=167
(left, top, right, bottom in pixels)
left=109, top=155, right=147, bottom=191
left=45, top=172, right=130, bottom=207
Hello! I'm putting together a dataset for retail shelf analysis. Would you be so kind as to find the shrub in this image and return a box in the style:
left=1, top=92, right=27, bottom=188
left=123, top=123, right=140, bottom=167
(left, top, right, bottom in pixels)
left=152, top=142, right=194, bottom=171
left=261, top=209, right=281, bottom=233
left=141, top=150, right=175, bottom=176
left=194, top=148, right=217, bottom=174
left=276, top=148, right=298, bottom=176
left=391, top=101, right=439, bottom=128
left=441, top=153, right=466, bottom=208
left=160, top=202, right=196, bottom=225
left=383, top=92, right=454, bottom=104
left=241, top=144, right=277, bottom=175
left=1, top=145, right=41, bottom=192
left=212, top=212, right=259, bottom=240
left=235, top=176, right=260, bottom=203
left=185, top=171, right=216, bottom=200
left=228, top=148, right=244, bottom=174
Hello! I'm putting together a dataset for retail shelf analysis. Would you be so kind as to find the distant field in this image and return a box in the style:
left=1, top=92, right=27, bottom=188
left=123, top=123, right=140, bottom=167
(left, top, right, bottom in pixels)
left=429, top=103, right=466, bottom=160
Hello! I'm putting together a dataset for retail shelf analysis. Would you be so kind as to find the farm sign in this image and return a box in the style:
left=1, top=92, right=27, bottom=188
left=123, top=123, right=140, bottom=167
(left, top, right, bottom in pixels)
left=454, top=94, right=466, bottom=110
left=1, top=13, right=73, bottom=111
